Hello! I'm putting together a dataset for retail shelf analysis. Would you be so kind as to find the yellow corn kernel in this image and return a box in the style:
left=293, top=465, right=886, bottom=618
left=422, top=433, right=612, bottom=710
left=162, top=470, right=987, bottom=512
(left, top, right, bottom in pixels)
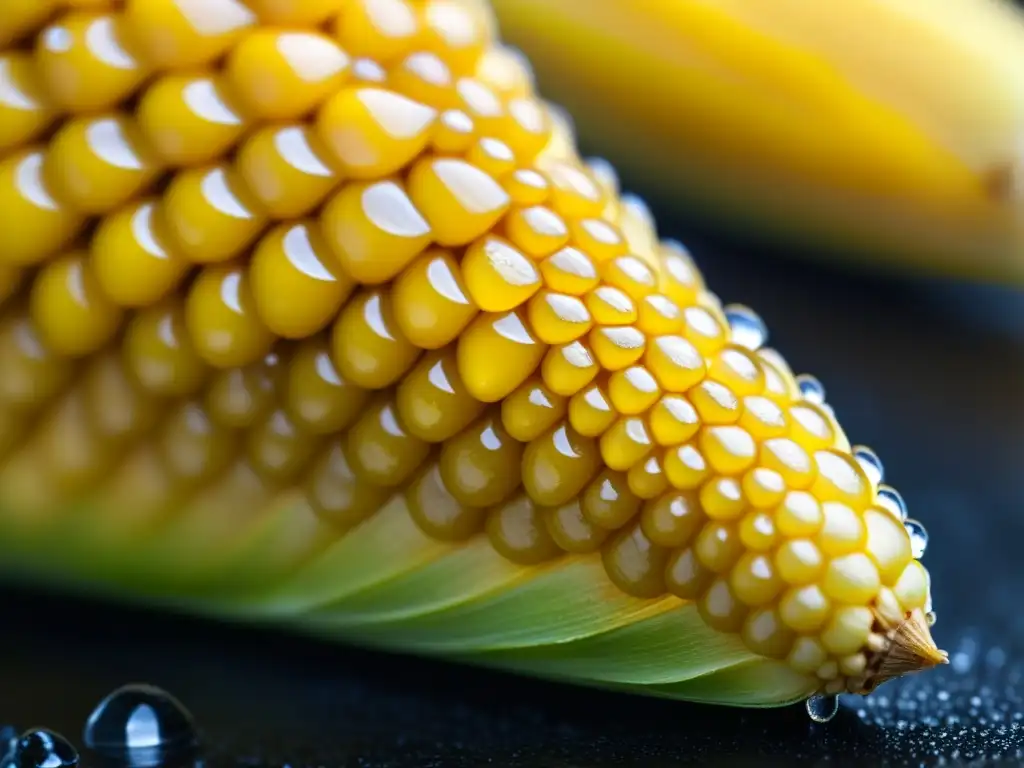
left=408, top=156, right=510, bottom=246
left=462, top=235, right=542, bottom=312
left=580, top=469, right=639, bottom=530
left=501, top=377, right=566, bottom=443
left=30, top=251, right=123, bottom=357
left=391, top=247, right=478, bottom=349
left=157, top=399, right=237, bottom=488
left=35, top=12, right=148, bottom=113
left=333, top=0, right=419, bottom=64
left=390, top=52, right=458, bottom=110
left=775, top=490, right=824, bottom=537
left=538, top=246, right=599, bottom=296
left=284, top=335, right=369, bottom=435
left=347, top=397, right=430, bottom=488
left=457, top=310, right=545, bottom=402
left=407, top=462, right=486, bottom=542
left=0, top=311, right=73, bottom=410
left=486, top=492, right=561, bottom=565
left=439, top=412, right=522, bottom=507
left=599, top=416, right=653, bottom=472
left=775, top=539, right=825, bottom=586
left=204, top=356, right=278, bottom=429
left=626, top=454, right=670, bottom=497
left=43, top=113, right=162, bottom=215
left=545, top=499, right=608, bottom=554
left=318, top=87, right=437, bottom=179
left=647, top=395, right=700, bottom=446
left=123, top=0, right=256, bottom=71
left=699, top=476, right=746, bottom=522
left=246, top=408, right=319, bottom=485
left=602, top=521, right=668, bottom=598
left=236, top=125, right=341, bottom=221
left=136, top=74, right=248, bottom=168
left=330, top=288, right=420, bottom=390
left=90, top=198, right=189, bottom=307
left=225, top=30, right=350, bottom=121
left=526, top=291, right=592, bottom=346
left=305, top=439, right=390, bottom=529
left=567, top=380, right=615, bottom=438
left=521, top=423, right=600, bottom=508
left=321, top=178, right=432, bottom=285
left=663, top=443, right=711, bottom=490
left=249, top=221, right=354, bottom=339
left=123, top=300, right=207, bottom=398
left=738, top=509, right=777, bottom=551
left=0, top=149, right=86, bottom=267
left=639, top=490, right=703, bottom=548
left=185, top=263, right=274, bottom=368
left=503, top=205, right=569, bottom=258
left=688, top=380, right=741, bottom=425
left=162, top=164, right=268, bottom=264
left=0, top=54, right=56, bottom=153
left=541, top=340, right=599, bottom=397
left=741, top=467, right=786, bottom=509
left=665, top=546, right=713, bottom=600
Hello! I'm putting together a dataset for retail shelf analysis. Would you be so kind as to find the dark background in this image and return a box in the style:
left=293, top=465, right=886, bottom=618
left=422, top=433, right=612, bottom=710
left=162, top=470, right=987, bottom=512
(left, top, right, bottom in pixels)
left=2, top=179, right=1024, bottom=765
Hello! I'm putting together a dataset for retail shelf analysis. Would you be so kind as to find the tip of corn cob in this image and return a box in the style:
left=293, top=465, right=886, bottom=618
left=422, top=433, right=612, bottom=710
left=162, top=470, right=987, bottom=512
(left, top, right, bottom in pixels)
left=0, top=0, right=944, bottom=709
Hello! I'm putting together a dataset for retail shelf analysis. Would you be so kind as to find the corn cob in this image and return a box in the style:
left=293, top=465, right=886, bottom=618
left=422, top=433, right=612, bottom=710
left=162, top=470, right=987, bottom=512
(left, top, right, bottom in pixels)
left=487, top=0, right=1024, bottom=284
left=0, top=0, right=944, bottom=709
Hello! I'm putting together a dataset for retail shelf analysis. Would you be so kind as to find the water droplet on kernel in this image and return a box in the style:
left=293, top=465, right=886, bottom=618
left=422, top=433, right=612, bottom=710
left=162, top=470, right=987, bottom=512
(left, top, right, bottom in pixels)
left=875, top=484, right=907, bottom=522
left=852, top=445, right=884, bottom=486
left=904, top=518, right=928, bottom=559
left=795, top=373, right=826, bottom=404
left=926, top=611, right=937, bottom=627
left=723, top=304, right=767, bottom=350
left=806, top=695, right=840, bottom=723
left=83, top=684, right=198, bottom=767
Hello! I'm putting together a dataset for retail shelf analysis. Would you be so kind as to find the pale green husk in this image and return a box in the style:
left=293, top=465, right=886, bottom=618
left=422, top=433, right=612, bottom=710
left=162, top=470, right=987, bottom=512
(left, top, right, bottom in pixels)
left=0, top=491, right=817, bottom=709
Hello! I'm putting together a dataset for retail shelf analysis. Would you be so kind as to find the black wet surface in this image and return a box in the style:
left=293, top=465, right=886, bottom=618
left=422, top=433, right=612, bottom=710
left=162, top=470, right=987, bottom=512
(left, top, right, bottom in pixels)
left=1, top=182, right=1023, bottom=766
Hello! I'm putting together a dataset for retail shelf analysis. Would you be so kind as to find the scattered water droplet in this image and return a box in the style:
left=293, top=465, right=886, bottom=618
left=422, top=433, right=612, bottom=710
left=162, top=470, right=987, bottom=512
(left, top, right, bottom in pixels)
left=10, top=730, right=78, bottom=768
left=875, top=484, right=908, bottom=521
left=806, top=695, right=840, bottom=723
left=0, top=727, right=16, bottom=764
left=723, top=304, right=767, bottom=350
left=795, top=374, right=826, bottom=404
left=83, top=684, right=198, bottom=767
left=852, top=445, right=884, bottom=486
left=904, top=518, right=928, bottom=558
left=926, top=611, right=937, bottom=626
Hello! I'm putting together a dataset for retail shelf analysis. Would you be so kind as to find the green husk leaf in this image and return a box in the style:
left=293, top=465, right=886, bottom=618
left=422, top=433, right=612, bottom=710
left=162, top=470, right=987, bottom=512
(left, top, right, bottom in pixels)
left=0, top=492, right=819, bottom=708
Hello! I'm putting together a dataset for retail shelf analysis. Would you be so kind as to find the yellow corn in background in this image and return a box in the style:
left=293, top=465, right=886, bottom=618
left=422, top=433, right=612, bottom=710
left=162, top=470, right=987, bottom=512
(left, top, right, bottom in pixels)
left=488, top=0, right=1024, bottom=284
left=0, top=0, right=941, bottom=702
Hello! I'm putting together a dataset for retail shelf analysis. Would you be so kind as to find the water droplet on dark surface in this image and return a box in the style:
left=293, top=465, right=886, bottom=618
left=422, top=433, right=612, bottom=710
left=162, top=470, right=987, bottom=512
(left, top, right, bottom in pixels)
left=10, top=730, right=78, bottom=768
left=0, top=727, right=16, bottom=765
left=806, top=695, right=840, bottom=723
left=83, top=684, right=198, bottom=767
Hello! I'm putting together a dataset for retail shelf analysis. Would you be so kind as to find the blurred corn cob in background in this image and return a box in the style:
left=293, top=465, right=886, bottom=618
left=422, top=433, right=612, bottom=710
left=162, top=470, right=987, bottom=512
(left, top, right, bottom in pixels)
left=0, top=0, right=944, bottom=709
left=488, top=0, right=1024, bottom=284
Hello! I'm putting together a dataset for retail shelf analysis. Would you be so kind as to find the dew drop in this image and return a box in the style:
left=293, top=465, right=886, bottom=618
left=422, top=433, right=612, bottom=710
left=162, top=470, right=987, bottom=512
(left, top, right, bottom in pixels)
left=875, top=484, right=908, bottom=522
left=806, top=695, right=840, bottom=723
left=795, top=374, right=826, bottom=404
left=926, top=611, right=937, bottom=627
left=852, top=445, right=884, bottom=486
left=0, top=727, right=16, bottom=762
left=83, top=684, right=198, bottom=767
left=10, top=730, right=78, bottom=768
left=904, top=518, right=928, bottom=558
left=723, top=304, right=767, bottom=350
